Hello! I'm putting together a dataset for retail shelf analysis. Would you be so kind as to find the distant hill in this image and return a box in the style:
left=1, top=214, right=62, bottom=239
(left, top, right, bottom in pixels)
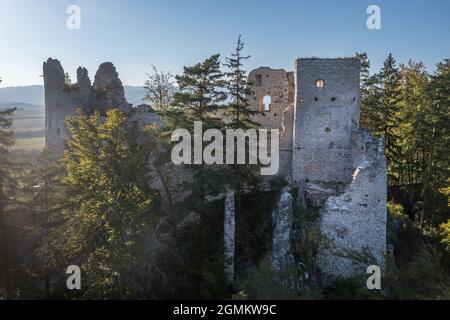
left=0, top=85, right=44, bottom=105
left=0, top=102, right=44, bottom=110
left=0, top=85, right=146, bottom=107
left=124, top=86, right=147, bottom=106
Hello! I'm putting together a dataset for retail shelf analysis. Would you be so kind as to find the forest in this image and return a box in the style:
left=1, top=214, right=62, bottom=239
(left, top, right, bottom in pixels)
left=0, top=38, right=449, bottom=299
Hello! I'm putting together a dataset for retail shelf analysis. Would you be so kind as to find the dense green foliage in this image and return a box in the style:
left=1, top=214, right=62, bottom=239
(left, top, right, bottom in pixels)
left=0, top=50, right=448, bottom=300
left=359, top=53, right=449, bottom=228
left=162, top=54, right=228, bottom=219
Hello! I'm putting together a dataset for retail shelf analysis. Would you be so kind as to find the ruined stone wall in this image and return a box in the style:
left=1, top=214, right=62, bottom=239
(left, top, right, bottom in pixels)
left=43, top=58, right=191, bottom=208
left=292, top=58, right=360, bottom=199
left=248, top=67, right=295, bottom=178
left=318, top=131, right=387, bottom=281
left=44, top=59, right=89, bottom=154
left=43, top=58, right=131, bottom=155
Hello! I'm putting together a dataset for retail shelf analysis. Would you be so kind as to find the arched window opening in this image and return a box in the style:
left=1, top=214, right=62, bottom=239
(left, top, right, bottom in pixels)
left=262, top=95, right=272, bottom=112
left=315, top=79, right=325, bottom=88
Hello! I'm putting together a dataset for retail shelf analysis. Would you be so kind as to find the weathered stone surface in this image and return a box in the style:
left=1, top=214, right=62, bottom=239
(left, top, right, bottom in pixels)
left=293, top=58, right=360, bottom=196
left=43, top=59, right=133, bottom=155
left=318, top=131, right=387, bottom=281
left=43, top=58, right=78, bottom=154
left=271, top=187, right=294, bottom=279
left=93, top=62, right=130, bottom=114
left=224, top=190, right=235, bottom=283
left=77, top=67, right=91, bottom=88
left=248, top=67, right=295, bottom=178
left=289, top=58, right=387, bottom=281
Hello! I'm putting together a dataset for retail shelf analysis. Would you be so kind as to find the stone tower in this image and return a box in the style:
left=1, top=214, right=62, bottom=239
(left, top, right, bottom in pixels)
left=293, top=58, right=360, bottom=201
left=291, top=58, right=386, bottom=281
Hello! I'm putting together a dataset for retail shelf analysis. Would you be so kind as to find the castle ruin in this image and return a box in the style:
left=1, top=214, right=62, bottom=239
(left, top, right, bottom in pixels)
left=43, top=57, right=387, bottom=282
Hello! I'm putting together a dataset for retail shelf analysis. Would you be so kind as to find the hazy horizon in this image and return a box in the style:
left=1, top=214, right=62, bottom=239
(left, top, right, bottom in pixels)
left=0, top=84, right=146, bottom=106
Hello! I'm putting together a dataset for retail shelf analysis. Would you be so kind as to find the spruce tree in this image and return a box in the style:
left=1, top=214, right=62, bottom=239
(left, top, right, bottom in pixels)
left=396, top=61, right=429, bottom=185
left=362, top=54, right=402, bottom=184
left=379, top=54, right=403, bottom=183
left=224, top=35, right=259, bottom=214
left=224, top=35, right=258, bottom=130
left=418, top=59, right=450, bottom=226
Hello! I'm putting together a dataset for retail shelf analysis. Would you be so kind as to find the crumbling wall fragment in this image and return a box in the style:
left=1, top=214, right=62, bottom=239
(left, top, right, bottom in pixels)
left=248, top=67, right=294, bottom=178
left=318, top=131, right=387, bottom=281
left=44, top=59, right=133, bottom=155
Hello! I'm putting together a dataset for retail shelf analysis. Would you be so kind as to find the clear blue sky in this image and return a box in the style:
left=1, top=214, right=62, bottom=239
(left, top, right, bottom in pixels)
left=0, top=0, right=449, bottom=87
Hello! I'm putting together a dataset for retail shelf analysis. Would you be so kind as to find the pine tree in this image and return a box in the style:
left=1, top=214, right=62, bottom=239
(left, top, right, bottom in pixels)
left=224, top=35, right=258, bottom=130
left=223, top=35, right=259, bottom=219
left=165, top=54, right=227, bottom=220
left=393, top=59, right=448, bottom=227
left=380, top=54, right=403, bottom=183
left=356, top=52, right=371, bottom=129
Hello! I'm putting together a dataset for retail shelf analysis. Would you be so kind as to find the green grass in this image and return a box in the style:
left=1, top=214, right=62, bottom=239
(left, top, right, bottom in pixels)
left=13, top=137, right=45, bottom=150
left=12, top=108, right=44, bottom=133
left=4, top=105, right=46, bottom=151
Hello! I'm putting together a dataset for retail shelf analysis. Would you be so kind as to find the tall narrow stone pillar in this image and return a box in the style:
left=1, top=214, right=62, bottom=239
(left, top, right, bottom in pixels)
left=272, top=187, right=294, bottom=280
left=224, top=190, right=235, bottom=284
